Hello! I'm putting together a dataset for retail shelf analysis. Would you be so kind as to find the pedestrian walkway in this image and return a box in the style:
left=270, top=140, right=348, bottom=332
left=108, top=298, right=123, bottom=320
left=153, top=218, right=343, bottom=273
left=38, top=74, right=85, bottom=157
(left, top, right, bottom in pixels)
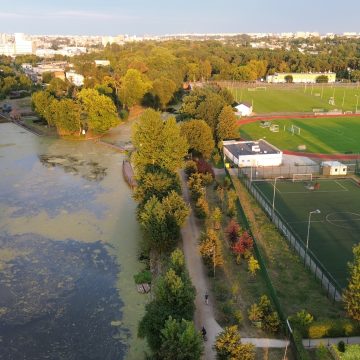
left=179, top=170, right=290, bottom=359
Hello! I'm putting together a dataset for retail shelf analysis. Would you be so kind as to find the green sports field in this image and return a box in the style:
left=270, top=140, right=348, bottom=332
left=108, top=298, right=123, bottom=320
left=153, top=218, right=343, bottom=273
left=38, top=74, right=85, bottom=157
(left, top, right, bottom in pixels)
left=253, top=178, right=360, bottom=288
left=239, top=116, right=360, bottom=154
left=229, top=84, right=360, bottom=113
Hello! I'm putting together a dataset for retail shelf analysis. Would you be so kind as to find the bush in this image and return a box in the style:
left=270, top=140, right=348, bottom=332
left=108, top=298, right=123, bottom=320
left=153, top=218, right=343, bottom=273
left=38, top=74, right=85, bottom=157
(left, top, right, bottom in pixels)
left=337, top=341, right=345, bottom=353
left=134, top=269, right=152, bottom=284
left=308, top=323, right=332, bottom=339
left=195, top=196, right=209, bottom=219
left=184, top=160, right=197, bottom=178
left=195, top=158, right=215, bottom=178
left=293, top=329, right=311, bottom=360
left=306, top=319, right=360, bottom=339
left=119, top=109, right=129, bottom=120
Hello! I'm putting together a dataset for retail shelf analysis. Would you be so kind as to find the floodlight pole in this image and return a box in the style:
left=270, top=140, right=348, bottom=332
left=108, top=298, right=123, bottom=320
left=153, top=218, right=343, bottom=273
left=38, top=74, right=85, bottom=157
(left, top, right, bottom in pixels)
left=272, top=176, right=283, bottom=219
left=356, top=95, right=359, bottom=113
left=305, top=209, right=321, bottom=266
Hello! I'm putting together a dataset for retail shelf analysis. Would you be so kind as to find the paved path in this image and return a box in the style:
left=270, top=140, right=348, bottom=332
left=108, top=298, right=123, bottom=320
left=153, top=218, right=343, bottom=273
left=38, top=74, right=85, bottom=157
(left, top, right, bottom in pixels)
left=179, top=171, right=290, bottom=358
left=180, top=170, right=221, bottom=359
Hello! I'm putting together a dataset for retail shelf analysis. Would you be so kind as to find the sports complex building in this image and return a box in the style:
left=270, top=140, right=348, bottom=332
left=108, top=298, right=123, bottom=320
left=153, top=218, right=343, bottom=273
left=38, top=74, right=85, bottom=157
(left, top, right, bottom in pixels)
left=266, top=72, right=336, bottom=83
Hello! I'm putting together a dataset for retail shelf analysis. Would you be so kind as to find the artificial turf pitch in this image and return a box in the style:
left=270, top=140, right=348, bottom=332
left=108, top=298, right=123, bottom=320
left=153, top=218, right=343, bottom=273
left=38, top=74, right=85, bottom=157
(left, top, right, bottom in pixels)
left=253, top=178, right=360, bottom=288
left=239, top=116, right=360, bottom=154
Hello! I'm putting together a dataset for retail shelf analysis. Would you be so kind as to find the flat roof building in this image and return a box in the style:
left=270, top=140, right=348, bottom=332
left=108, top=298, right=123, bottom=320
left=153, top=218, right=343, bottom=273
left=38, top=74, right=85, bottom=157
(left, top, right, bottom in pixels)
left=266, top=72, right=336, bottom=84
left=223, top=139, right=283, bottom=167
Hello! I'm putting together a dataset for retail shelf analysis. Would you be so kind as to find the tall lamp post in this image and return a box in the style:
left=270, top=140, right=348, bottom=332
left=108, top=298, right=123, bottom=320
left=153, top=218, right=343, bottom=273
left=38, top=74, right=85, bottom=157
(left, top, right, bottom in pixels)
left=305, top=209, right=321, bottom=265
left=355, top=95, right=359, bottom=113
left=272, top=176, right=284, bottom=219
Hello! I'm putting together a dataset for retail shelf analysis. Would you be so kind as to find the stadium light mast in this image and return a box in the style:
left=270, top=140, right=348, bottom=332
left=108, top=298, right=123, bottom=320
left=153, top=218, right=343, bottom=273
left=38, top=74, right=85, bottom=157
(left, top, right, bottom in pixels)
left=272, top=176, right=284, bottom=219
left=355, top=95, right=359, bottom=113
left=305, top=209, right=321, bottom=265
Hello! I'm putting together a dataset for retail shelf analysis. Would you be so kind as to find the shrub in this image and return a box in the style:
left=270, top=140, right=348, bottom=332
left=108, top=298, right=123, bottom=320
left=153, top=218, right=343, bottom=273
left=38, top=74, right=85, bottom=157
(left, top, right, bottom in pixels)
left=293, top=329, right=311, bottom=360
left=184, top=160, right=197, bottom=178
left=226, top=219, right=241, bottom=245
left=195, top=196, right=209, bottom=219
left=134, top=269, right=152, bottom=284
left=248, top=303, right=263, bottom=323
left=308, top=323, right=331, bottom=339
left=338, top=341, right=345, bottom=353
left=195, top=158, right=215, bottom=178
left=315, top=343, right=329, bottom=360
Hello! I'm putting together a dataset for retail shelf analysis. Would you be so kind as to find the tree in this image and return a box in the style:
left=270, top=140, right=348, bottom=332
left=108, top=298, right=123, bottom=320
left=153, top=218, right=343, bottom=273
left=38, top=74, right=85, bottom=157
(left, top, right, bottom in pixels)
left=211, top=207, right=222, bottom=230
left=217, top=105, right=238, bottom=142
left=214, top=325, right=255, bottom=360
left=132, top=109, right=188, bottom=174
left=47, top=78, right=68, bottom=98
left=316, top=75, right=329, bottom=83
left=159, top=317, right=203, bottom=360
left=31, top=91, right=55, bottom=126
left=194, top=196, right=209, bottom=219
left=119, top=68, right=152, bottom=108
left=181, top=119, right=215, bottom=159
left=232, top=231, right=253, bottom=257
left=138, top=250, right=196, bottom=355
left=226, top=219, right=241, bottom=245
left=52, top=98, right=81, bottom=135
left=152, top=77, right=177, bottom=109
left=248, top=256, right=260, bottom=277
left=134, top=165, right=180, bottom=206
left=343, top=243, right=360, bottom=321
left=77, top=88, right=120, bottom=134
left=195, top=92, right=225, bottom=135
left=284, top=75, right=293, bottom=83
left=199, top=229, right=224, bottom=269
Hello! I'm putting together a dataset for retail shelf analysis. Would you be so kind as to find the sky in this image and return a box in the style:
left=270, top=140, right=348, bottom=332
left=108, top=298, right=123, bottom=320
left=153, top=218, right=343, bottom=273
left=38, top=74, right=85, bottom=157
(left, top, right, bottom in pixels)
left=0, top=0, right=359, bottom=36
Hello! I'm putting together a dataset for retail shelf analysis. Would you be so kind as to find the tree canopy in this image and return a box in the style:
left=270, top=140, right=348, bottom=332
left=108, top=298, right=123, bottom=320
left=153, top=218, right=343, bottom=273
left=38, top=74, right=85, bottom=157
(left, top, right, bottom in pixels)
left=132, top=109, right=188, bottom=174
left=181, top=119, right=215, bottom=159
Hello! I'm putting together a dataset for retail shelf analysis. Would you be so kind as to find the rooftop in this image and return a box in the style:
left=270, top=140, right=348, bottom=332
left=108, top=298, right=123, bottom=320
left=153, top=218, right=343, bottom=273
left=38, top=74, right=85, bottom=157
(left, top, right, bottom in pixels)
left=223, top=140, right=281, bottom=157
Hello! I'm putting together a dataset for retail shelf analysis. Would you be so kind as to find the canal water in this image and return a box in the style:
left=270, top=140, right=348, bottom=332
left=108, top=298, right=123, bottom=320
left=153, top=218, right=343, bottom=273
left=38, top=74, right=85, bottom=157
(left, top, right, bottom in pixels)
left=0, top=123, right=147, bottom=359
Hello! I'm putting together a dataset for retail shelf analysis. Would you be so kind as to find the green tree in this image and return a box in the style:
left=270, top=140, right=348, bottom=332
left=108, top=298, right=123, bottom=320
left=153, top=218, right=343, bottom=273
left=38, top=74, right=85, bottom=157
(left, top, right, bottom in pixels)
left=214, top=326, right=255, bottom=360
left=159, top=317, right=203, bottom=360
left=211, top=207, right=222, bottom=230
left=152, top=76, right=177, bottom=109
left=138, top=250, right=196, bottom=355
left=316, top=75, right=329, bottom=83
left=47, top=78, right=68, bottom=98
left=343, top=243, right=360, bottom=321
left=119, top=68, right=152, bottom=108
left=139, top=192, right=189, bottom=254
left=181, top=119, right=215, bottom=159
left=195, top=92, right=225, bottom=134
left=77, top=88, right=120, bottom=134
left=31, top=91, right=55, bottom=126
left=284, top=75, right=293, bottom=83
left=52, top=98, right=81, bottom=135
left=217, top=105, right=238, bottom=142
left=134, top=165, right=180, bottom=206
left=132, top=109, right=188, bottom=174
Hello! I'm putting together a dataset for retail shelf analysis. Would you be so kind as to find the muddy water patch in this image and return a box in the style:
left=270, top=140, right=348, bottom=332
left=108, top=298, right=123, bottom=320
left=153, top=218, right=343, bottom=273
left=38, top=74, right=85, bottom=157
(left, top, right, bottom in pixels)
left=0, top=232, right=128, bottom=360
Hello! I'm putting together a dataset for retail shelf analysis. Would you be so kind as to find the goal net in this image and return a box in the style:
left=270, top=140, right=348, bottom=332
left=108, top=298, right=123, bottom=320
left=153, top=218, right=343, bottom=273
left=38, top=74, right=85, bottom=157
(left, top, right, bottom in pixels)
left=288, top=125, right=301, bottom=135
left=292, top=173, right=312, bottom=182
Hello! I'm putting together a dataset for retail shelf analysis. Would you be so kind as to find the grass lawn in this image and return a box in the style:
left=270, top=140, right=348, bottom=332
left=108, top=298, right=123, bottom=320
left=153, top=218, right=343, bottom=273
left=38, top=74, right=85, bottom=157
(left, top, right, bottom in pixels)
left=253, top=179, right=360, bottom=288
left=239, top=116, right=360, bottom=154
left=229, top=85, right=360, bottom=113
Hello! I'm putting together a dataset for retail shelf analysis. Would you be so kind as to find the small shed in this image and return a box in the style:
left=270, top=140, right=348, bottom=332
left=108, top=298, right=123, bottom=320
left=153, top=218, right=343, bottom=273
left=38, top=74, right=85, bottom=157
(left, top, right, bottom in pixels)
left=235, top=102, right=253, bottom=117
left=321, top=161, right=347, bottom=176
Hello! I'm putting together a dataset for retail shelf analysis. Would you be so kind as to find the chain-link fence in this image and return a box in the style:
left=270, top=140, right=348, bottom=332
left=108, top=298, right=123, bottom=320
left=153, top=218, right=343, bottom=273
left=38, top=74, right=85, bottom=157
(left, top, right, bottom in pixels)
left=239, top=173, right=342, bottom=302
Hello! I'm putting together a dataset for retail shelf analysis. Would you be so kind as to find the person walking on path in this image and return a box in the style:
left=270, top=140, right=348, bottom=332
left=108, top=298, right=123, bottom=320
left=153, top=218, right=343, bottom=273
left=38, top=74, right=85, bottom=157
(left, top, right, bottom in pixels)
left=204, top=291, right=209, bottom=305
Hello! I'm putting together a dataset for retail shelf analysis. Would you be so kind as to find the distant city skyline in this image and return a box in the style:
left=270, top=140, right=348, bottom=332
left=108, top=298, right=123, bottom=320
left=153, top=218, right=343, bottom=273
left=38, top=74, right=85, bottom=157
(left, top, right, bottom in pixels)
left=0, top=0, right=359, bottom=36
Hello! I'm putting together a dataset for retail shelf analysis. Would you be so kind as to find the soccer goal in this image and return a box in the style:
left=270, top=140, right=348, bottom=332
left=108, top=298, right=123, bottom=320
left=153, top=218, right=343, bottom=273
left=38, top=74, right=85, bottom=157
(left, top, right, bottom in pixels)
left=288, top=125, right=301, bottom=135
left=292, top=173, right=312, bottom=182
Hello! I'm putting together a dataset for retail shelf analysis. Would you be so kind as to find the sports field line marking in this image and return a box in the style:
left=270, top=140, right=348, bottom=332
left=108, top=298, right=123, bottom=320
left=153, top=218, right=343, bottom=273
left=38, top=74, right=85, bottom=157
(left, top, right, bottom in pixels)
left=277, top=189, right=348, bottom=194
left=335, top=181, right=348, bottom=191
